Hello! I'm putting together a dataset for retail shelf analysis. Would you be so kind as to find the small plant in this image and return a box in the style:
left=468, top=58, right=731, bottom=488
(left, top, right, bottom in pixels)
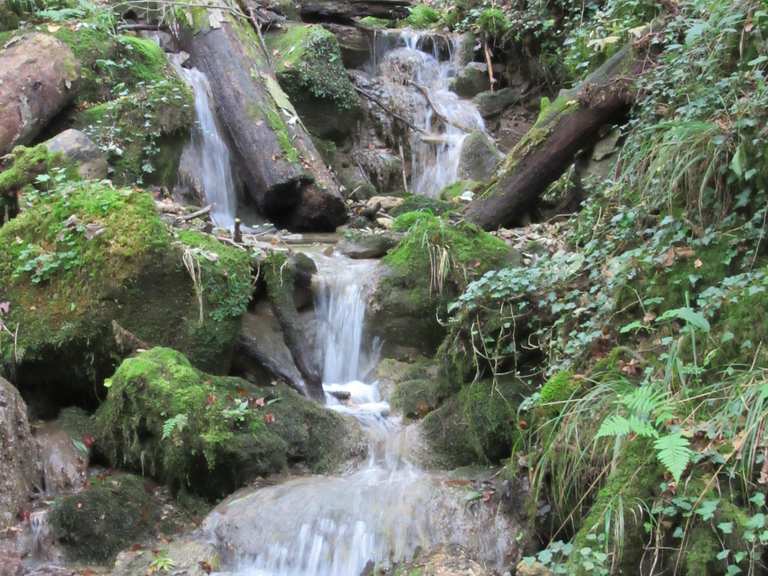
left=149, top=550, right=175, bottom=573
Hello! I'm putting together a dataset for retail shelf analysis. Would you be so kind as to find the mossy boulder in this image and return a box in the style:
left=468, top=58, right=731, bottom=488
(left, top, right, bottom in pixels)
left=267, top=24, right=360, bottom=141
left=421, top=378, right=526, bottom=468
left=391, top=378, right=442, bottom=418
left=0, top=182, right=252, bottom=411
left=0, top=0, right=18, bottom=32
left=49, top=473, right=157, bottom=563
left=95, top=348, right=363, bottom=498
left=369, top=211, right=511, bottom=355
left=537, top=370, right=581, bottom=418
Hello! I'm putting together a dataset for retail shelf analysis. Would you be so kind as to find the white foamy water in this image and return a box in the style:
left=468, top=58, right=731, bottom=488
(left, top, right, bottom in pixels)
left=377, top=31, right=486, bottom=197
left=175, top=64, right=238, bottom=229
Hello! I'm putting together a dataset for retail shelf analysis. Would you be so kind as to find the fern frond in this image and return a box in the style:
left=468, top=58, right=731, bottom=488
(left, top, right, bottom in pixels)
left=596, top=414, right=633, bottom=438
left=654, top=432, right=693, bottom=482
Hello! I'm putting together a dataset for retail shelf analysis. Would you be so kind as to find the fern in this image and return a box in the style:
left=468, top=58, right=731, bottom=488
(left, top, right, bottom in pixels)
left=654, top=432, right=693, bottom=482
left=162, top=414, right=188, bottom=440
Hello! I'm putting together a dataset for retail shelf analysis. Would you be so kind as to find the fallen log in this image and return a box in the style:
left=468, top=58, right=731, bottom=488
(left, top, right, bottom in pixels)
left=0, top=33, right=80, bottom=156
left=464, top=46, right=640, bottom=230
left=178, top=2, right=347, bottom=231
left=299, top=0, right=410, bottom=22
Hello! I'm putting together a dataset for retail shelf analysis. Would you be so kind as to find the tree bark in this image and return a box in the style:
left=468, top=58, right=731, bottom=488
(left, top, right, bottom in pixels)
left=464, top=47, right=638, bottom=230
left=0, top=33, right=80, bottom=157
left=179, top=3, right=347, bottom=231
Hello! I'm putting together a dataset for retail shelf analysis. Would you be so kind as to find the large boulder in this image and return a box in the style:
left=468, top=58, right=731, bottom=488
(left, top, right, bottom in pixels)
left=0, top=33, right=80, bottom=156
left=44, top=129, right=108, bottom=180
left=472, top=87, right=523, bottom=118
left=267, top=24, right=361, bottom=142
left=458, top=131, right=502, bottom=181
left=451, top=62, right=491, bottom=98
left=0, top=377, right=40, bottom=529
left=95, top=347, right=365, bottom=499
left=112, top=539, right=220, bottom=576
left=34, top=419, right=88, bottom=497
left=0, top=182, right=253, bottom=413
left=368, top=212, right=511, bottom=356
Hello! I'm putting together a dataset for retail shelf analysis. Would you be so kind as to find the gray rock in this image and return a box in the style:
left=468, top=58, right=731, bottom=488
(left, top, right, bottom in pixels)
left=451, top=62, right=490, bottom=98
left=322, top=23, right=370, bottom=68
left=44, top=129, right=107, bottom=180
left=112, top=539, right=221, bottom=576
left=472, top=87, right=523, bottom=118
left=34, top=421, right=87, bottom=496
left=0, top=377, right=40, bottom=529
left=337, top=232, right=399, bottom=259
left=458, top=131, right=502, bottom=181
left=398, top=545, right=494, bottom=575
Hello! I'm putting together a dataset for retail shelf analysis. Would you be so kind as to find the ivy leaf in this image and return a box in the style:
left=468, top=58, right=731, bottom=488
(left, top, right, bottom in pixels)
left=718, top=522, right=734, bottom=534
left=654, top=432, right=693, bottom=482
left=695, top=499, right=719, bottom=521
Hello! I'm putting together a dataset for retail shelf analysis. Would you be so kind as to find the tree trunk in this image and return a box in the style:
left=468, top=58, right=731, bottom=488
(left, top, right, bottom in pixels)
left=0, top=33, right=80, bottom=157
left=464, top=47, right=638, bottom=230
left=263, top=254, right=324, bottom=400
left=299, top=0, right=410, bottom=22
left=179, top=4, right=347, bottom=231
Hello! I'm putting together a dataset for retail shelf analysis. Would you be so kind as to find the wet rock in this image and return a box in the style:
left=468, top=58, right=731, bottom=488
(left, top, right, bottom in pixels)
left=322, top=23, right=371, bottom=68
left=34, top=421, right=87, bottom=497
left=112, top=539, right=220, bottom=576
left=458, top=131, right=502, bottom=181
left=398, top=545, right=493, bottom=575
left=44, top=129, right=107, bottom=180
left=0, top=377, right=40, bottom=529
left=299, top=0, right=410, bottom=22
left=338, top=231, right=399, bottom=259
left=516, top=559, right=555, bottom=576
left=0, top=33, right=80, bottom=156
left=472, top=87, right=523, bottom=118
left=451, top=63, right=491, bottom=98
left=366, top=195, right=404, bottom=212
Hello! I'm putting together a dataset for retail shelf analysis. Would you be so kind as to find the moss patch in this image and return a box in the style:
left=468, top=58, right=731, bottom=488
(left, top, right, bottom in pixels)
left=49, top=473, right=157, bottom=563
left=0, top=182, right=250, bottom=405
left=95, top=348, right=359, bottom=498
left=358, top=16, right=391, bottom=29
left=404, top=4, right=441, bottom=28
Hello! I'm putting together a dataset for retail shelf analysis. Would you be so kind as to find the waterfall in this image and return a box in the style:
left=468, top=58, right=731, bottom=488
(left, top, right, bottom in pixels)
left=312, top=254, right=380, bottom=385
left=375, top=30, right=486, bottom=197
left=175, top=64, right=238, bottom=229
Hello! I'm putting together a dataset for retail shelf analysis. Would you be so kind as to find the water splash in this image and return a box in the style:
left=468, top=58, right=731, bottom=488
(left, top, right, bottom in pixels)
left=175, top=64, right=238, bottom=229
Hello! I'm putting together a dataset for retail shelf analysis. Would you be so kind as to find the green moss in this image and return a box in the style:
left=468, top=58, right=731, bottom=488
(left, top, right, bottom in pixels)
left=0, top=2, right=19, bottom=31
left=0, top=182, right=249, bottom=396
left=75, top=78, right=193, bottom=186
left=458, top=378, right=525, bottom=462
left=56, top=406, right=95, bottom=443
left=538, top=370, right=581, bottom=416
left=358, top=16, right=391, bottom=29
left=421, top=397, right=477, bottom=468
left=49, top=474, right=157, bottom=563
left=0, top=144, right=79, bottom=216
left=262, top=105, right=301, bottom=164
left=439, top=180, right=478, bottom=202
left=569, top=439, right=662, bottom=575
left=404, top=4, right=441, bottom=28
left=390, top=195, right=454, bottom=217
left=716, top=272, right=768, bottom=365
left=116, top=34, right=167, bottom=82
left=95, top=348, right=356, bottom=498
left=267, top=24, right=359, bottom=113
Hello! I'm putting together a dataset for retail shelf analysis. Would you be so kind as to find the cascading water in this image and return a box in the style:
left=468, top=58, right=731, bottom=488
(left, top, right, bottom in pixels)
left=175, top=63, right=238, bottom=229
left=206, top=252, right=514, bottom=575
left=375, top=30, right=486, bottom=197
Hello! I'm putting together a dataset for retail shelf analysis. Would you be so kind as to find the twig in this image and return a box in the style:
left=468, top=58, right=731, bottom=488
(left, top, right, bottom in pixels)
left=176, top=204, right=212, bottom=222
left=353, top=85, right=427, bottom=135
left=398, top=143, right=409, bottom=195
left=482, top=39, right=495, bottom=93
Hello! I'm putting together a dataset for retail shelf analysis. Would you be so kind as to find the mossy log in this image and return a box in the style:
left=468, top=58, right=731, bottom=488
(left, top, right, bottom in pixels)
left=0, top=33, right=80, bottom=156
left=179, top=3, right=347, bottom=231
left=464, top=47, right=638, bottom=230
left=299, top=0, right=410, bottom=21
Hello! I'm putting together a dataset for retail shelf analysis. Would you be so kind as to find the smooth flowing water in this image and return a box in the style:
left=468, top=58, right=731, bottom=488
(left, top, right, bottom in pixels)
left=375, top=30, right=486, bottom=197
left=207, top=252, right=512, bottom=575
left=175, top=64, right=238, bottom=229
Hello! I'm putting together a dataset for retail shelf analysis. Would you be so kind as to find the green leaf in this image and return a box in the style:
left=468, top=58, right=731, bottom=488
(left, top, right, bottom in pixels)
left=716, top=549, right=729, bottom=560
left=596, top=414, right=632, bottom=438
left=717, top=522, right=734, bottom=534
left=695, top=499, right=719, bottom=521
left=654, top=432, right=693, bottom=482
left=656, top=307, right=710, bottom=332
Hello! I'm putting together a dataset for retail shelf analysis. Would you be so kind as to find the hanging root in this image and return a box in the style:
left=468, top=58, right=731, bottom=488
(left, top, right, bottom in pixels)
left=182, top=248, right=204, bottom=324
